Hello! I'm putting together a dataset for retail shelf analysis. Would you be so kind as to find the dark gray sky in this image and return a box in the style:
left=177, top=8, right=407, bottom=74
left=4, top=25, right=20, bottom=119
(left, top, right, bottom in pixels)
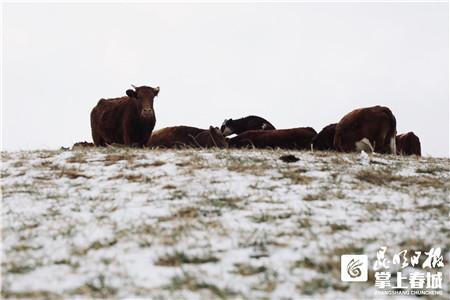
left=2, top=2, right=449, bottom=156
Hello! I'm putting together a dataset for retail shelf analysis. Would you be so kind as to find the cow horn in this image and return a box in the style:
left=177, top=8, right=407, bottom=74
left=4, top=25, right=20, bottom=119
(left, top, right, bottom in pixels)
left=131, top=84, right=137, bottom=89
left=154, top=86, right=160, bottom=92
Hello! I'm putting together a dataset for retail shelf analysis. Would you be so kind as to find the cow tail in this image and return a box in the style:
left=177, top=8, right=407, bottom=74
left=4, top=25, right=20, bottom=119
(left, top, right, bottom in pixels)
left=386, top=109, right=397, bottom=154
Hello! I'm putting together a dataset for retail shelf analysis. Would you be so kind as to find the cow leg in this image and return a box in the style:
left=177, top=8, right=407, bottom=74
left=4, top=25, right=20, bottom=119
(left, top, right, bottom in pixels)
left=376, top=135, right=393, bottom=154
left=92, top=130, right=105, bottom=147
left=124, top=136, right=134, bottom=147
left=389, top=134, right=397, bottom=155
left=122, top=122, right=136, bottom=147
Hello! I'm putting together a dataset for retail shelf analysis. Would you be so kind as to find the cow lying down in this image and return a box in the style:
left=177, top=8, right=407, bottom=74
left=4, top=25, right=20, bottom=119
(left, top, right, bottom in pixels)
left=147, top=126, right=228, bottom=148
left=229, top=127, right=317, bottom=150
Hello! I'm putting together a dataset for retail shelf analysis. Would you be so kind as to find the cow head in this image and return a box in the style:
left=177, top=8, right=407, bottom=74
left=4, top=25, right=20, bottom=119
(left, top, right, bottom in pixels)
left=220, top=119, right=234, bottom=136
left=126, top=85, right=159, bottom=120
left=311, top=123, right=337, bottom=151
left=209, top=126, right=229, bottom=148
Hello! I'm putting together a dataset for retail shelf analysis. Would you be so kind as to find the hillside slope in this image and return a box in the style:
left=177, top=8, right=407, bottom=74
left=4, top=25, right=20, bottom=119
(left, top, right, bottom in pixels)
left=1, top=148, right=449, bottom=299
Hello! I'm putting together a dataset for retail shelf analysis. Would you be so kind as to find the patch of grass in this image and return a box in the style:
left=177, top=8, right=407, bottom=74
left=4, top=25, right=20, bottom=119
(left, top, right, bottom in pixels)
left=175, top=161, right=191, bottom=167
left=54, top=258, right=80, bottom=269
left=233, top=263, right=267, bottom=276
left=297, top=278, right=330, bottom=295
left=293, top=256, right=316, bottom=269
left=5, top=262, right=37, bottom=274
left=159, top=207, right=199, bottom=222
left=356, top=168, right=447, bottom=189
left=46, top=192, right=69, bottom=200
left=225, top=156, right=272, bottom=175
left=418, top=203, right=449, bottom=215
left=12, top=161, right=24, bottom=168
left=163, top=184, right=177, bottom=190
left=355, top=168, right=400, bottom=186
left=2, top=183, right=39, bottom=197
left=66, top=153, right=87, bottom=164
left=1, top=290, right=61, bottom=299
left=169, top=190, right=188, bottom=200
left=150, top=160, right=165, bottom=167
left=124, top=173, right=151, bottom=182
left=364, top=202, right=389, bottom=213
left=60, top=167, right=90, bottom=179
left=167, top=273, right=237, bottom=299
left=155, top=251, right=219, bottom=266
left=399, top=239, right=433, bottom=252
left=203, top=196, right=244, bottom=210
left=72, top=238, right=118, bottom=256
left=303, top=192, right=325, bottom=201
left=280, top=169, right=315, bottom=185
left=36, top=160, right=53, bottom=168
left=329, top=223, right=351, bottom=231
left=155, top=223, right=195, bottom=246
left=103, top=154, right=130, bottom=166
left=416, top=165, right=449, bottom=175
left=251, top=212, right=293, bottom=223
left=303, top=187, right=347, bottom=201
left=403, top=176, right=447, bottom=189
left=297, top=218, right=312, bottom=228
left=251, top=269, right=278, bottom=292
left=293, top=255, right=342, bottom=277
left=332, top=245, right=365, bottom=256
left=70, top=274, right=118, bottom=298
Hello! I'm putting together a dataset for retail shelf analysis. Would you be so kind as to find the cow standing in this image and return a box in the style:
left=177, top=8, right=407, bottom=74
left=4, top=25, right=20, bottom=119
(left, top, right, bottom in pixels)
left=90, top=85, right=159, bottom=147
left=229, top=127, right=317, bottom=150
left=221, top=116, right=276, bottom=136
left=333, top=106, right=397, bottom=154
left=396, top=132, right=421, bottom=156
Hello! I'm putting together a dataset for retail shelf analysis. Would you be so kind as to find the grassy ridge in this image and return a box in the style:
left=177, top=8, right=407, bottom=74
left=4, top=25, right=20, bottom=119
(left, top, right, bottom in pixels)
left=1, top=148, right=449, bottom=299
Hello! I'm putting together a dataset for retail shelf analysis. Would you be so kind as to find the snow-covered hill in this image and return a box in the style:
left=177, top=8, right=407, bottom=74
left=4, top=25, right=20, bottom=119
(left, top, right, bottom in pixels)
left=1, top=148, right=449, bottom=299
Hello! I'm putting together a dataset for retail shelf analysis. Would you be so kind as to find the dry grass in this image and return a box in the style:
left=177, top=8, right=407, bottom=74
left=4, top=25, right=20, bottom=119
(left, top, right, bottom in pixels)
left=155, top=251, right=219, bottom=266
left=66, top=153, right=87, bottom=164
left=355, top=168, right=400, bottom=185
left=280, top=169, right=315, bottom=185
left=166, top=273, right=237, bottom=299
left=103, top=154, right=131, bottom=165
left=150, top=160, right=165, bottom=167
left=416, top=165, right=450, bottom=175
left=60, top=167, right=90, bottom=179
left=233, top=263, right=267, bottom=276
left=296, top=278, right=331, bottom=295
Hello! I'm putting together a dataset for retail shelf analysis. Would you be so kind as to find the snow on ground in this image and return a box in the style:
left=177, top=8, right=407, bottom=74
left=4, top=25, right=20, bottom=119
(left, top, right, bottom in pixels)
left=1, top=148, right=449, bottom=299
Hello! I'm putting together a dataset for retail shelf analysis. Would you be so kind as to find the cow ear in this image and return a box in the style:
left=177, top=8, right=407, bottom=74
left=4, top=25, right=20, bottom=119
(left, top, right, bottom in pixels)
left=154, top=86, right=160, bottom=96
left=126, top=89, right=137, bottom=98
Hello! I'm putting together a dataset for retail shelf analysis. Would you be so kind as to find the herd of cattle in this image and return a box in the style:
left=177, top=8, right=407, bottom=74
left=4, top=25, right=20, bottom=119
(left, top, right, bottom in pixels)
left=85, top=85, right=421, bottom=156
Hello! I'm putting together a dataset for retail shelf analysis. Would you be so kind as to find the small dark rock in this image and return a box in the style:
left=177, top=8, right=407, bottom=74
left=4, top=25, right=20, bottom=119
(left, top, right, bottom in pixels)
left=279, top=154, right=300, bottom=163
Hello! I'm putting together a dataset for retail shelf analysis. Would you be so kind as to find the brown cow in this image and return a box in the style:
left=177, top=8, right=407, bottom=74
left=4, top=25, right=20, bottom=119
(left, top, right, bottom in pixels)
left=90, top=85, right=159, bottom=147
left=396, top=132, right=421, bottom=156
left=229, top=127, right=317, bottom=150
left=147, top=126, right=228, bottom=148
left=311, top=123, right=337, bottom=151
left=334, top=106, right=397, bottom=154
